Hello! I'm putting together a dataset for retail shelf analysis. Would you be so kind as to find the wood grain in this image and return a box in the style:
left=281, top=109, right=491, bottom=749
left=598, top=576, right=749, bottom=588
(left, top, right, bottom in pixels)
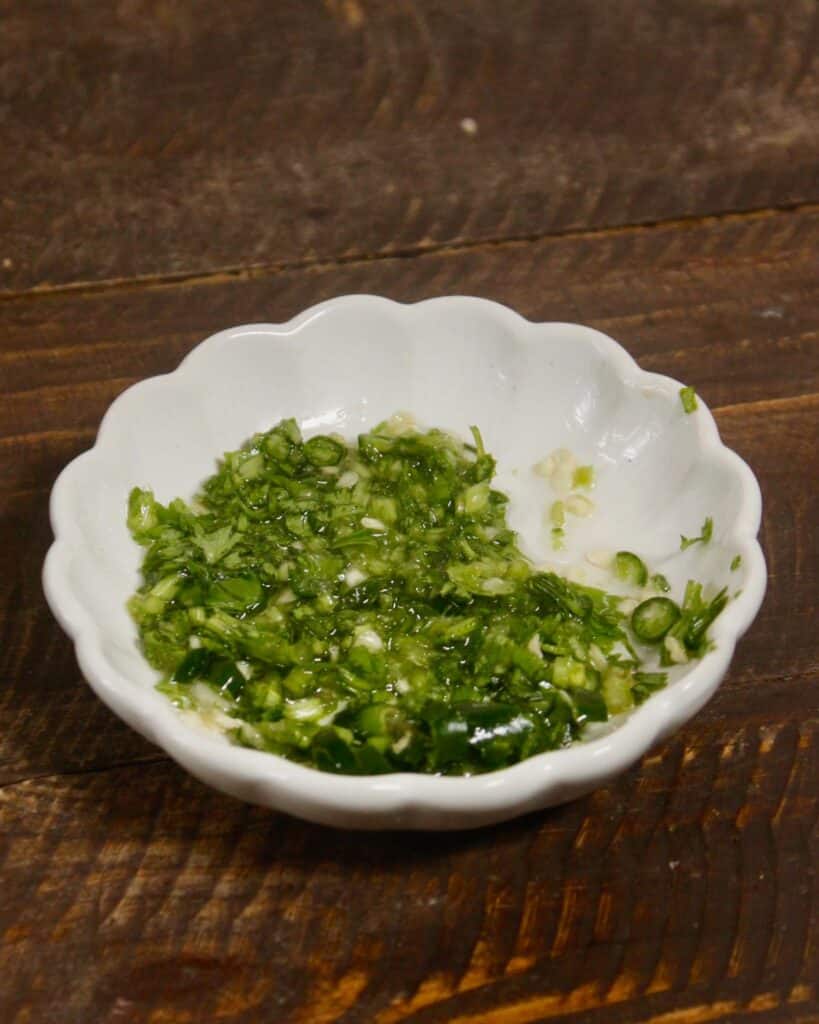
left=2, top=205, right=818, bottom=436
left=2, top=0, right=819, bottom=292
left=0, top=719, right=815, bottom=1023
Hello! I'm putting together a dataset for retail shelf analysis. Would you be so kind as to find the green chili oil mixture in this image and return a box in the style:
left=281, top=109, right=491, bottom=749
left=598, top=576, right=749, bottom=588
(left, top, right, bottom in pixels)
left=127, top=416, right=727, bottom=776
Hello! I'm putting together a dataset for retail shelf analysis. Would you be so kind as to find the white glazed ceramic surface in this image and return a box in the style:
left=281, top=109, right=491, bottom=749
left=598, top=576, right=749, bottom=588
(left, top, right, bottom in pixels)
left=43, top=296, right=766, bottom=829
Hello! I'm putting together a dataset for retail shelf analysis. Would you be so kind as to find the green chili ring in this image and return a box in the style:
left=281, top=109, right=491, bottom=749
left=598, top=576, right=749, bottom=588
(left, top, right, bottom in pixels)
left=614, top=551, right=648, bottom=587
left=631, top=597, right=681, bottom=642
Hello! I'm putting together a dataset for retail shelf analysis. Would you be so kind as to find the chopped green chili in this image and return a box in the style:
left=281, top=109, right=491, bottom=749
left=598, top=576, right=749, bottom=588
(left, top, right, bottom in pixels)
left=613, top=551, right=648, bottom=587
left=128, top=416, right=728, bottom=776
left=572, top=465, right=595, bottom=489
left=679, top=387, right=699, bottom=414
left=549, top=500, right=566, bottom=527
left=731, top=554, right=742, bottom=571
left=631, top=597, right=681, bottom=642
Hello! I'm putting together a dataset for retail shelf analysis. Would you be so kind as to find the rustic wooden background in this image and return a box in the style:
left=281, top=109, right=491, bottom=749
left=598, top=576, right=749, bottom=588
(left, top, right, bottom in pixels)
left=1, top=2, right=817, bottom=1022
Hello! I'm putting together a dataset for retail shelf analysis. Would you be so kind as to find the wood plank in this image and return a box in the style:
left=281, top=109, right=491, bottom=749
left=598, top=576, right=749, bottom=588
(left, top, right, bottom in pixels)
left=1, top=205, right=818, bottom=423
left=2, top=1, right=819, bottom=291
left=0, top=718, right=815, bottom=1023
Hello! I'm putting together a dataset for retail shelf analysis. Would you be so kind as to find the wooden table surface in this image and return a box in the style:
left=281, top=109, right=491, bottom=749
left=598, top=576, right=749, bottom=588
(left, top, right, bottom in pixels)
left=2, top=3, right=817, bottom=1022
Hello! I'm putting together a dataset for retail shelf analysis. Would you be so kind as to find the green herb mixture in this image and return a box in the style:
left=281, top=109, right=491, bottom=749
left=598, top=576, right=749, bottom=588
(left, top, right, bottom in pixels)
left=127, top=416, right=727, bottom=776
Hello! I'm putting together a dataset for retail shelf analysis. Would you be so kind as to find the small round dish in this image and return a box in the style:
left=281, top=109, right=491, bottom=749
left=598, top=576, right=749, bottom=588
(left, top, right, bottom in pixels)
left=43, top=296, right=766, bottom=829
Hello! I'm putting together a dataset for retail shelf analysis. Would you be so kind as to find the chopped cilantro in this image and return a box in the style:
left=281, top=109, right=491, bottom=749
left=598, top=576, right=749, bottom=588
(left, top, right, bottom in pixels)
left=681, top=516, right=714, bottom=551
left=632, top=672, right=668, bottom=704
left=660, top=580, right=729, bottom=664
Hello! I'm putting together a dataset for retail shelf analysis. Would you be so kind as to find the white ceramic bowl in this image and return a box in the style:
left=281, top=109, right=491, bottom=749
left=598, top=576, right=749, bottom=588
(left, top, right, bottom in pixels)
left=43, top=296, right=766, bottom=829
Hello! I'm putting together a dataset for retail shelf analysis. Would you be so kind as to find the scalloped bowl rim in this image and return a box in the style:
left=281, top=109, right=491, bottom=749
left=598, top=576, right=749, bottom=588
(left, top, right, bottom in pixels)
left=43, top=295, right=767, bottom=829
